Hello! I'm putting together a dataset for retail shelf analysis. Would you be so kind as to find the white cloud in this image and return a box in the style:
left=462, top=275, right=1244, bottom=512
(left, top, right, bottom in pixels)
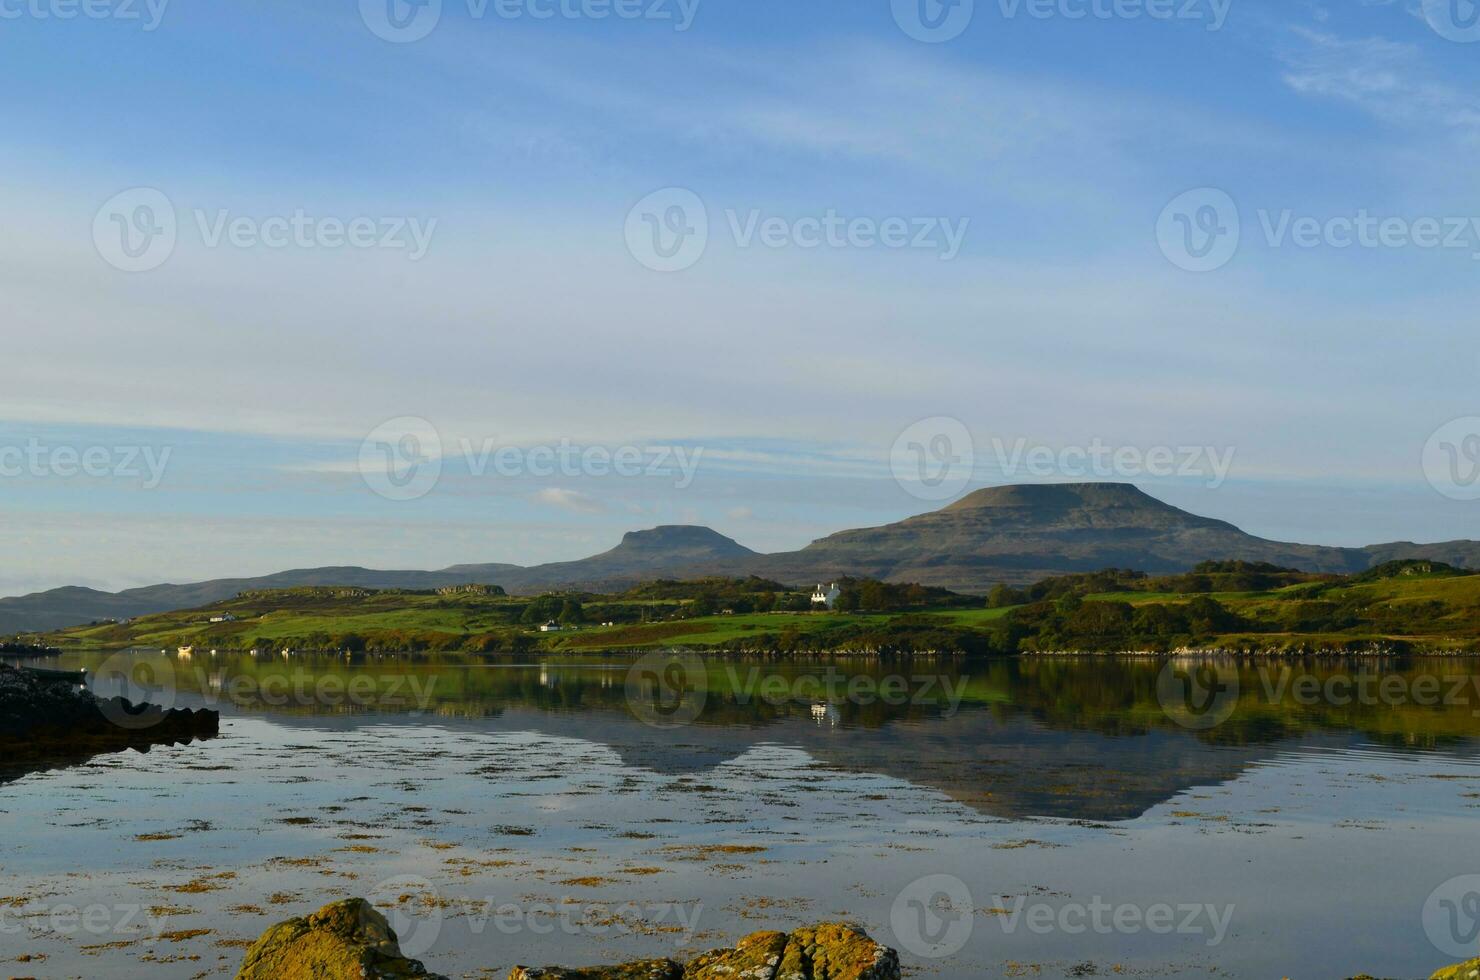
left=532, top=488, right=606, bottom=514
left=1280, top=27, right=1480, bottom=135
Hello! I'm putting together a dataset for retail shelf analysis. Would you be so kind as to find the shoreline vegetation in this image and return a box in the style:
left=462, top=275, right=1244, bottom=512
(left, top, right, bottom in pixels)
left=14, top=559, right=1480, bottom=658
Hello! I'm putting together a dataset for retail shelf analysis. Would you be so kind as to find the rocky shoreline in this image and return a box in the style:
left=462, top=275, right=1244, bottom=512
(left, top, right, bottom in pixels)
left=229, top=896, right=1480, bottom=980
left=234, top=898, right=900, bottom=980
left=0, top=662, right=218, bottom=776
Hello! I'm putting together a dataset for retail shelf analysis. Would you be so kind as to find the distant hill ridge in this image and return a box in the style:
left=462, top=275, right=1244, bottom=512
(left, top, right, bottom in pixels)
left=3, top=482, right=1477, bottom=632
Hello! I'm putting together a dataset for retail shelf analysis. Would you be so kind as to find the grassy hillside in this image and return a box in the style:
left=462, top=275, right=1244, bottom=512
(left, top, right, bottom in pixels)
left=24, top=561, right=1480, bottom=655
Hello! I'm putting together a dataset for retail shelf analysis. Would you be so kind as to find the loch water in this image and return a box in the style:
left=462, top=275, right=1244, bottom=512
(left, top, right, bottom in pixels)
left=4, top=651, right=1480, bottom=979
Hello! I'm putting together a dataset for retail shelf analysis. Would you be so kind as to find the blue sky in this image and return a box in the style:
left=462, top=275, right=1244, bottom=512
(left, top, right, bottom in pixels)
left=2, top=0, right=1479, bottom=595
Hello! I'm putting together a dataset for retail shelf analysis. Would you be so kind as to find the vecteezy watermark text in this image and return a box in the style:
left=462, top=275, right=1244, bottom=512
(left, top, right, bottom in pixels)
left=360, top=0, right=699, bottom=43
left=0, top=0, right=168, bottom=29
left=362, top=874, right=703, bottom=958
left=889, top=874, right=1233, bottom=960
left=93, top=188, right=437, bottom=273
left=625, top=188, right=969, bottom=272
left=0, top=901, right=172, bottom=941
left=1159, top=661, right=1480, bottom=732
left=892, top=0, right=1230, bottom=43
left=723, top=666, right=969, bottom=715
left=996, top=0, right=1230, bottom=29
left=359, top=417, right=705, bottom=501
left=0, top=438, right=171, bottom=488
left=991, top=437, right=1236, bottom=488
left=1159, top=188, right=1480, bottom=272
left=988, top=894, right=1234, bottom=945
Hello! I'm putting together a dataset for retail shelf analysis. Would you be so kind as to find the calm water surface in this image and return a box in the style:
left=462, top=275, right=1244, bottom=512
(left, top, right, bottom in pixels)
left=4, top=652, right=1480, bottom=979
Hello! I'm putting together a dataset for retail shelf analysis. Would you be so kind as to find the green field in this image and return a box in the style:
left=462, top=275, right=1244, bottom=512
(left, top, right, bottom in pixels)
left=30, top=560, right=1480, bottom=655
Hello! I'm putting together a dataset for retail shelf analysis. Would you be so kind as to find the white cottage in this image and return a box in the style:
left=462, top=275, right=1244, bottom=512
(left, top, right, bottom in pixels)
left=811, top=583, right=841, bottom=610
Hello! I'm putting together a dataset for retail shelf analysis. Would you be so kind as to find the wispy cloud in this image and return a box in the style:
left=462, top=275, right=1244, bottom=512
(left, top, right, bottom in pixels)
left=1280, top=26, right=1480, bottom=135
left=532, top=488, right=606, bottom=514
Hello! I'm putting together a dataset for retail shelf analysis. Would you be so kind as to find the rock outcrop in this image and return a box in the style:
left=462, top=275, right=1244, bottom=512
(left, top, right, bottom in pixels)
left=235, top=898, right=448, bottom=980
left=0, top=662, right=217, bottom=749
left=507, top=921, right=899, bottom=980
left=235, top=900, right=900, bottom=980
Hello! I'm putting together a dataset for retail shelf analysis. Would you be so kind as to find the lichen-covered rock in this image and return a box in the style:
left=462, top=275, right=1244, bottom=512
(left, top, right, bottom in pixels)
left=773, top=923, right=899, bottom=980
left=506, top=923, right=898, bottom=980
left=1433, top=959, right=1480, bottom=980
left=235, top=898, right=448, bottom=980
left=506, top=962, right=682, bottom=980
left=684, top=930, right=788, bottom=979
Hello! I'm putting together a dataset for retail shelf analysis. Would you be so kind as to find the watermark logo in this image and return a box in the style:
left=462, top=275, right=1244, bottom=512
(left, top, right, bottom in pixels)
left=1424, top=875, right=1480, bottom=959
left=625, top=187, right=708, bottom=272
left=1423, top=418, right=1480, bottom=501
left=91, top=653, right=177, bottom=731
left=365, top=875, right=444, bottom=958
left=1157, top=187, right=1239, bottom=273
left=624, top=651, right=707, bottom=729
left=1160, top=192, right=1480, bottom=270
left=1156, top=660, right=1239, bottom=730
left=360, top=417, right=443, bottom=501
left=361, top=0, right=443, bottom=42
left=94, top=187, right=177, bottom=273
left=1422, top=0, right=1480, bottom=42
left=94, top=192, right=436, bottom=272
left=891, top=417, right=974, bottom=501
left=892, top=0, right=974, bottom=42
left=890, top=874, right=975, bottom=958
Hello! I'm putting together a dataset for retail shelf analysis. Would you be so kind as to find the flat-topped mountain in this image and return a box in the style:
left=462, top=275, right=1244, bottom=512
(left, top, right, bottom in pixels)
left=750, top=483, right=1369, bottom=592
left=4, top=482, right=1479, bottom=632
left=493, top=526, right=758, bottom=593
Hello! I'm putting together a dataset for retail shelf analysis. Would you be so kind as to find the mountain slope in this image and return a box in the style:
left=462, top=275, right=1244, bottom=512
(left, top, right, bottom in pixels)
left=0, top=566, right=524, bottom=634
left=495, top=526, right=758, bottom=593
left=749, top=484, right=1369, bottom=591
left=5, top=483, right=1479, bottom=632
left=0, top=528, right=755, bottom=632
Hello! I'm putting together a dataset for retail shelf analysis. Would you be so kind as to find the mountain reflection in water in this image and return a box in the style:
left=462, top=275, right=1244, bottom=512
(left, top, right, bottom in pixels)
left=30, top=651, right=1480, bottom=822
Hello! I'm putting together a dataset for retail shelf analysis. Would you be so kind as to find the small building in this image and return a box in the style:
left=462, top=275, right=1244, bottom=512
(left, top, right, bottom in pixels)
left=209, top=614, right=237, bottom=623
left=811, top=583, right=841, bottom=610
left=539, top=622, right=563, bottom=633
